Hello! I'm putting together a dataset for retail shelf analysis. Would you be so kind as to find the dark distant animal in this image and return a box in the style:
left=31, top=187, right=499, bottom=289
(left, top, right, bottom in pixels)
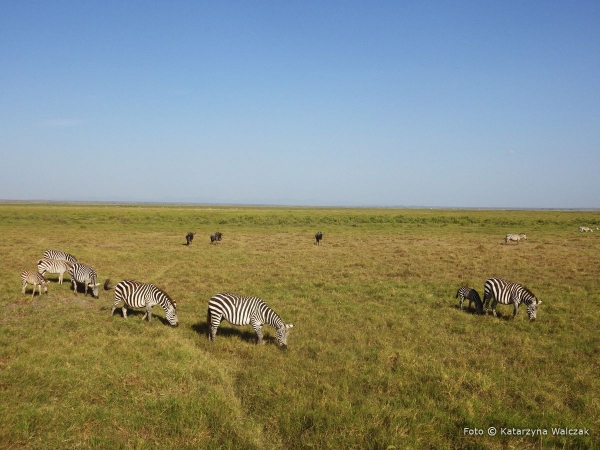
left=185, top=232, right=195, bottom=245
left=68, top=263, right=100, bottom=298
left=455, top=286, right=483, bottom=314
left=207, top=293, right=293, bottom=349
left=483, top=278, right=542, bottom=321
left=104, top=279, right=178, bottom=327
left=43, top=250, right=78, bottom=264
left=315, top=231, right=323, bottom=245
left=21, top=270, right=49, bottom=298
left=37, top=258, right=73, bottom=284
left=210, top=232, right=222, bottom=244
left=505, top=233, right=527, bottom=244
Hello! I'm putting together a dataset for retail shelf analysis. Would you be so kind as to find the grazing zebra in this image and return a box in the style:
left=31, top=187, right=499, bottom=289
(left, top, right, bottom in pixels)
left=579, top=226, right=593, bottom=232
left=505, top=233, right=527, bottom=244
left=185, top=232, right=195, bottom=245
left=43, top=250, right=78, bottom=264
left=104, top=279, right=178, bottom=327
left=68, top=263, right=100, bottom=298
left=483, top=278, right=542, bottom=321
left=37, top=258, right=73, bottom=284
left=455, top=286, right=483, bottom=314
left=207, top=293, right=294, bottom=349
left=210, top=232, right=222, bottom=244
left=21, top=270, right=49, bottom=298
left=315, top=231, right=323, bottom=246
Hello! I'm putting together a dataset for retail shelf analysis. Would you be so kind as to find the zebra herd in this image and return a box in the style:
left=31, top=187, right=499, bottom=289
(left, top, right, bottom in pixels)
left=21, top=247, right=294, bottom=349
left=456, top=278, right=542, bottom=321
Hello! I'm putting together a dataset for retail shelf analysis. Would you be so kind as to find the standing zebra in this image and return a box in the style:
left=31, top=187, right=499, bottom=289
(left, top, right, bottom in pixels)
left=455, top=286, right=483, bottom=314
left=21, top=270, right=49, bottom=298
left=315, top=231, right=323, bottom=245
left=104, top=279, right=178, bottom=327
left=185, top=232, right=195, bottom=245
left=68, top=263, right=100, bottom=298
left=43, top=250, right=78, bottom=264
left=579, top=226, right=593, bottom=232
left=483, top=278, right=542, bottom=321
left=37, top=258, right=73, bottom=284
left=207, top=293, right=293, bottom=349
left=210, top=232, right=222, bottom=244
left=505, top=233, right=527, bottom=244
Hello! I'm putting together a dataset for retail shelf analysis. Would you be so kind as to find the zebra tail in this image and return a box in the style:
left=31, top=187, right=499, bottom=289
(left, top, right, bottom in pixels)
left=206, top=308, right=212, bottom=339
left=103, top=279, right=114, bottom=291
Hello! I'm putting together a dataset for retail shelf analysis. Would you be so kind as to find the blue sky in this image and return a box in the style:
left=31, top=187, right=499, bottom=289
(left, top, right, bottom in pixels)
left=1, top=1, right=599, bottom=208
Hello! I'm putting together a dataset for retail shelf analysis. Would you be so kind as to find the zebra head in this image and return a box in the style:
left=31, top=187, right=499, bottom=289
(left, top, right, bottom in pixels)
left=90, top=282, right=100, bottom=299
left=166, top=303, right=179, bottom=327
left=275, top=323, right=294, bottom=350
left=526, top=300, right=542, bottom=321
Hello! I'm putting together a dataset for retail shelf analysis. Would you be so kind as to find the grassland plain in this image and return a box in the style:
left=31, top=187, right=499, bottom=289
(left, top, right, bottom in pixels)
left=0, top=203, right=598, bottom=449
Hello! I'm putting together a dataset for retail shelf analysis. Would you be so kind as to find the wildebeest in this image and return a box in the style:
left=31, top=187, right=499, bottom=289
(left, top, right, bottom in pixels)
left=315, top=231, right=323, bottom=245
left=210, top=232, right=222, bottom=244
left=185, top=232, right=195, bottom=245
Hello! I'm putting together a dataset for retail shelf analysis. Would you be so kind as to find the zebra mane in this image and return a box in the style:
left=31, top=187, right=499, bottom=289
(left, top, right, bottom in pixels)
left=153, top=284, right=176, bottom=307
left=520, top=285, right=537, bottom=301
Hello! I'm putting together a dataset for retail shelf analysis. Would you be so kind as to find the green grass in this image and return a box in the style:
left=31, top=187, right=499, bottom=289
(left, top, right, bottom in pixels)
left=1, top=204, right=599, bottom=449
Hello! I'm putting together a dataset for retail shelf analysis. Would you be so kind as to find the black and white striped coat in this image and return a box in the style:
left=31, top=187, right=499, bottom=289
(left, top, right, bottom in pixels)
left=105, top=279, right=178, bottom=327
left=505, top=233, right=527, bottom=244
left=68, top=263, right=99, bottom=298
left=37, top=258, right=73, bottom=284
left=455, top=286, right=483, bottom=314
left=43, top=250, right=78, bottom=264
left=207, top=293, right=293, bottom=349
left=483, top=278, right=542, bottom=321
left=21, top=270, right=49, bottom=298
left=579, top=226, right=593, bottom=232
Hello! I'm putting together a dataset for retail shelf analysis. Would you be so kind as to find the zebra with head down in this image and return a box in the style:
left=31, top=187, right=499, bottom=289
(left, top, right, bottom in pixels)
left=505, top=233, right=527, bottom=244
left=483, top=278, right=542, bottom=321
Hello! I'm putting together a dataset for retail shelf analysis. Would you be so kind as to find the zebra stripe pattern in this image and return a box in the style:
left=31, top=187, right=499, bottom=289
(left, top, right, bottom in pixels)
left=455, top=286, right=483, bottom=313
left=43, top=250, right=78, bottom=263
left=105, top=279, right=178, bottom=327
left=37, top=258, right=73, bottom=284
left=21, top=270, right=49, bottom=298
left=68, top=263, right=100, bottom=298
left=207, top=293, right=293, bottom=349
left=505, top=233, right=527, bottom=244
left=579, top=226, right=593, bottom=232
left=483, top=278, right=542, bottom=321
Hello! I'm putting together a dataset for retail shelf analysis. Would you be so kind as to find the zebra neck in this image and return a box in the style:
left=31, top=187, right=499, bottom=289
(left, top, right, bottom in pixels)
left=264, top=311, right=284, bottom=329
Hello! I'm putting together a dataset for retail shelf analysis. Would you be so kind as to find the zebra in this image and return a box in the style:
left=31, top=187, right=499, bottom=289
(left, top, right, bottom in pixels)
left=579, top=226, right=593, bottom=232
left=185, top=232, right=195, bottom=245
left=483, top=278, right=542, bottom=321
left=68, top=263, right=100, bottom=298
left=104, top=279, right=178, bottom=327
left=455, top=286, right=483, bottom=314
left=210, top=232, right=222, bottom=244
left=207, top=293, right=293, bottom=349
left=37, top=258, right=73, bottom=284
left=505, top=233, right=527, bottom=244
left=21, top=270, right=49, bottom=298
left=315, top=231, right=323, bottom=246
left=43, top=250, right=78, bottom=264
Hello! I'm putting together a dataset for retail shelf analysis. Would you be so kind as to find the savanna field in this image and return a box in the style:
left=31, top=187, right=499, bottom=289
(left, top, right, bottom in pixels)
left=0, top=204, right=598, bottom=450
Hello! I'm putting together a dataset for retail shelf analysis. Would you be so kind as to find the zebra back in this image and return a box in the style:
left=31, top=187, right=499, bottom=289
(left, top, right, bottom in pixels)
left=43, top=250, right=78, bottom=263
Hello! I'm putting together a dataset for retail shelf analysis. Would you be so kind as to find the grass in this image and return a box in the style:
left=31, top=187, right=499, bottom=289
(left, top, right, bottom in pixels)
left=0, top=203, right=599, bottom=449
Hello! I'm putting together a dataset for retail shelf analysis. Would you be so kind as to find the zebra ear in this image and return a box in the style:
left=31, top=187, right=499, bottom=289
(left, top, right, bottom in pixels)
left=537, top=300, right=542, bottom=305
left=286, top=324, right=294, bottom=329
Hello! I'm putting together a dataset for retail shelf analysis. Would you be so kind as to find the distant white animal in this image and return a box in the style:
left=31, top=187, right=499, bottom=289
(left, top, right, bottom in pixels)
left=505, top=233, right=527, bottom=244
left=579, top=226, right=593, bottom=232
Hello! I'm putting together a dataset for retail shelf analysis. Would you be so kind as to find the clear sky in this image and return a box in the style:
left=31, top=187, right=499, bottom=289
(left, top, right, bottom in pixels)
left=1, top=1, right=599, bottom=208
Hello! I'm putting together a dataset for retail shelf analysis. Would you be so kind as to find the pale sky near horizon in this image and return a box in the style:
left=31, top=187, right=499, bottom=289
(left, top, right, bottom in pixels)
left=1, top=1, right=599, bottom=208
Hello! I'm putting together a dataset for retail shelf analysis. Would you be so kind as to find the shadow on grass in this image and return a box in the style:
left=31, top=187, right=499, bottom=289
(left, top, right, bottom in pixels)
left=106, top=307, right=173, bottom=326
left=191, top=321, right=258, bottom=343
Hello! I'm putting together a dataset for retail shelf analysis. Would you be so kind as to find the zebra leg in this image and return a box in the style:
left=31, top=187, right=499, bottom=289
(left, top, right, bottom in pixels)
left=208, top=316, right=221, bottom=342
left=58, top=271, right=63, bottom=284
left=72, top=280, right=78, bottom=295
left=459, top=295, right=464, bottom=310
left=144, top=304, right=152, bottom=322
left=22, top=281, right=27, bottom=296
left=512, top=302, right=519, bottom=318
left=122, top=306, right=128, bottom=319
left=491, top=299, right=498, bottom=317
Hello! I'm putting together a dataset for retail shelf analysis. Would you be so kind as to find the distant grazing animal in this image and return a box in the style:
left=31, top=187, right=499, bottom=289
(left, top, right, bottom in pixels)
left=68, top=263, right=100, bottom=298
left=505, top=233, right=527, bottom=244
left=185, top=232, right=195, bottom=245
left=21, top=270, right=49, bottom=298
left=210, top=232, right=222, bottom=244
left=579, top=226, right=593, bottom=232
left=315, top=231, right=323, bottom=246
left=37, top=258, right=73, bottom=284
left=455, top=286, right=483, bottom=314
left=483, top=278, right=542, bottom=321
left=104, top=279, right=178, bottom=327
left=43, top=250, right=78, bottom=264
left=207, top=293, right=293, bottom=349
